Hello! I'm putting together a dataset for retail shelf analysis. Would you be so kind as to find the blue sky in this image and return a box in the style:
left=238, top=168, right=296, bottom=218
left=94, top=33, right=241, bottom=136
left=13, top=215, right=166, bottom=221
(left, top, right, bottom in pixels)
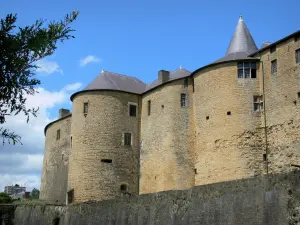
left=0, top=0, right=299, bottom=191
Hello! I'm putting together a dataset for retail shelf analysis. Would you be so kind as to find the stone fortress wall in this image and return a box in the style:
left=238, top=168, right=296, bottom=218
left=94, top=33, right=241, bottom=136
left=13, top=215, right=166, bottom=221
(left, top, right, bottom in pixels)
left=67, top=91, right=140, bottom=203
left=40, top=110, right=71, bottom=203
left=40, top=17, right=300, bottom=204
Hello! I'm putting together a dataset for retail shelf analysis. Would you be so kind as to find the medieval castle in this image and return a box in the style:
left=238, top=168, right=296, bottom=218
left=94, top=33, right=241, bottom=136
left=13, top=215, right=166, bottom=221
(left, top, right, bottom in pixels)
left=40, top=16, right=300, bottom=204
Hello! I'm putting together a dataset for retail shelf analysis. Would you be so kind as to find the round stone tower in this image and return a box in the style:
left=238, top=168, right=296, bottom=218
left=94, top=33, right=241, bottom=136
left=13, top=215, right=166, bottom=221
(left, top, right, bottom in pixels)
left=67, top=70, right=146, bottom=203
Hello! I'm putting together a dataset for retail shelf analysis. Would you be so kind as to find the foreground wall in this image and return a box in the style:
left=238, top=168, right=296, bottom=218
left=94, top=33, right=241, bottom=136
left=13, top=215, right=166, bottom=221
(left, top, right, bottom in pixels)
left=7, top=170, right=300, bottom=225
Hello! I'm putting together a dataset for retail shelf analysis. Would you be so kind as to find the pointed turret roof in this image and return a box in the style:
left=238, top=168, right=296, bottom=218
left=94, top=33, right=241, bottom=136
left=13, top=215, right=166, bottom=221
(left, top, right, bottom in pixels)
left=213, top=16, right=258, bottom=63
left=226, top=16, right=258, bottom=56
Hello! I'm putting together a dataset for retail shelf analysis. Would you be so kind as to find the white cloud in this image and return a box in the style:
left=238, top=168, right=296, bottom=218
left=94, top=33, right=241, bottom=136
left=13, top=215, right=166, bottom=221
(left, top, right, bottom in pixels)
left=79, top=55, right=101, bottom=67
left=0, top=82, right=82, bottom=192
left=62, top=82, right=82, bottom=92
left=36, top=59, right=63, bottom=75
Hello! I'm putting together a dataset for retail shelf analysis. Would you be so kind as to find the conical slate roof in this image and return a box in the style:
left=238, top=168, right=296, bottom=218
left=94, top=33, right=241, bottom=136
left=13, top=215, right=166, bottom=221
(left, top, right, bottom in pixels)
left=226, top=16, right=258, bottom=56
left=84, top=70, right=147, bottom=94
left=214, top=16, right=258, bottom=63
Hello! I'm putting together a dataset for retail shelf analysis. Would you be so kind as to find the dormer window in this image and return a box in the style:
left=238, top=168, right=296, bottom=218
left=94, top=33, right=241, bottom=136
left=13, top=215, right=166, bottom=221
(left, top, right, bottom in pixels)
left=237, top=62, right=257, bottom=79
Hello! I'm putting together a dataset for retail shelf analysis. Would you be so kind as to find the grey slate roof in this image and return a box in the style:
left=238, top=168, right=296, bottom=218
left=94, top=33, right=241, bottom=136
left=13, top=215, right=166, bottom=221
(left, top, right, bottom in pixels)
left=83, top=68, right=191, bottom=94
left=213, top=16, right=258, bottom=63
left=84, top=70, right=147, bottom=94
left=225, top=16, right=258, bottom=56
left=145, top=68, right=191, bottom=91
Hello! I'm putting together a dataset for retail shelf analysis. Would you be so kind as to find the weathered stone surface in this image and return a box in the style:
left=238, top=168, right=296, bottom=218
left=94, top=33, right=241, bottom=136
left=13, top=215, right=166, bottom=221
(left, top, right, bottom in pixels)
left=68, top=91, right=140, bottom=203
left=40, top=116, right=71, bottom=204
left=4, top=171, right=300, bottom=225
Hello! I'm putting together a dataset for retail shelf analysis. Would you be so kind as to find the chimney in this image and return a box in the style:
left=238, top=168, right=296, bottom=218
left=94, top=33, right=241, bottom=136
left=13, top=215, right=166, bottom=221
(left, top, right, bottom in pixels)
left=59, top=108, right=70, bottom=119
left=158, top=70, right=170, bottom=83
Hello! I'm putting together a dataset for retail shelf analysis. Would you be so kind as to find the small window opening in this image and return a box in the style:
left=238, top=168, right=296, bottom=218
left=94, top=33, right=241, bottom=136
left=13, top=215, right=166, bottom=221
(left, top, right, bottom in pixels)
left=161, top=105, right=164, bottom=109
left=70, top=136, right=72, bottom=148
left=120, top=184, right=127, bottom=191
left=298, top=92, right=300, bottom=98
left=129, top=104, right=137, bottom=117
left=62, top=154, right=64, bottom=161
left=206, top=116, right=209, bottom=120
left=253, top=95, right=264, bottom=112
left=270, top=45, right=276, bottom=53
left=56, top=129, right=60, bottom=140
left=148, top=100, right=151, bottom=116
left=194, top=168, right=197, bottom=174
left=296, top=49, right=300, bottom=64
left=183, top=78, right=188, bottom=88
left=181, top=94, right=186, bottom=107
left=227, top=111, right=231, bottom=115
left=52, top=217, right=60, bottom=225
left=124, top=133, right=131, bottom=146
left=67, top=189, right=74, bottom=204
left=263, top=154, right=267, bottom=162
left=192, top=78, right=195, bottom=93
left=101, top=159, right=112, bottom=163
left=271, top=60, right=277, bottom=74
left=83, top=102, right=88, bottom=114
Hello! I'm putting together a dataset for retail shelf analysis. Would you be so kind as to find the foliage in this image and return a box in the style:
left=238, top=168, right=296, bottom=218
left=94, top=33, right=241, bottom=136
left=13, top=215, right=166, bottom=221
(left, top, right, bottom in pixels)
left=0, top=11, right=79, bottom=145
left=30, top=188, right=40, bottom=199
left=0, top=192, right=12, bottom=204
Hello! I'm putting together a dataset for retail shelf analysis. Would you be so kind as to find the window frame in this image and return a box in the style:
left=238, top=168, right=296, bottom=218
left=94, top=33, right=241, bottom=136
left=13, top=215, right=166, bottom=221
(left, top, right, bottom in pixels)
left=128, top=102, right=137, bottom=117
left=253, top=95, right=264, bottom=112
left=183, top=78, right=188, bottom=88
left=181, top=93, right=186, bottom=108
left=237, top=62, right=257, bottom=79
left=123, top=132, right=132, bottom=146
left=83, top=102, right=89, bottom=114
left=271, top=59, right=277, bottom=74
left=296, top=49, right=300, bottom=64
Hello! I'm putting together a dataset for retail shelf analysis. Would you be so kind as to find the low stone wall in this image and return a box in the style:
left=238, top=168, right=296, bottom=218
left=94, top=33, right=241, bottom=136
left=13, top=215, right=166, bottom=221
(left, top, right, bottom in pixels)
left=2, top=170, right=300, bottom=225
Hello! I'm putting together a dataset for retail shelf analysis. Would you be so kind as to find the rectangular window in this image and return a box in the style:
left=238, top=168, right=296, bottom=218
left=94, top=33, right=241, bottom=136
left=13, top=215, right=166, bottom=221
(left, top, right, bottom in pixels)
left=83, top=102, right=88, bottom=114
left=56, top=129, right=60, bottom=140
left=181, top=94, right=186, bottom=107
left=129, top=104, right=137, bottom=117
left=183, top=78, right=188, bottom=88
left=192, top=78, right=195, bottom=93
left=270, top=45, right=276, bottom=53
left=148, top=100, right=151, bottom=116
left=124, top=133, right=131, bottom=146
left=296, top=49, right=300, bottom=64
left=237, top=62, right=257, bottom=78
left=295, top=34, right=300, bottom=42
left=271, top=60, right=277, bottom=74
left=253, top=95, right=264, bottom=112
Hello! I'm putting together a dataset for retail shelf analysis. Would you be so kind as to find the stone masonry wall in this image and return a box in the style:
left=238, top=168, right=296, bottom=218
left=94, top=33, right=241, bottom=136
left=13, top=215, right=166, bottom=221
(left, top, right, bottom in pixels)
left=10, top=171, right=300, bottom=225
left=258, top=37, right=300, bottom=175
left=140, top=78, right=195, bottom=194
left=40, top=115, right=71, bottom=204
left=193, top=61, right=265, bottom=185
left=68, top=91, right=140, bottom=203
